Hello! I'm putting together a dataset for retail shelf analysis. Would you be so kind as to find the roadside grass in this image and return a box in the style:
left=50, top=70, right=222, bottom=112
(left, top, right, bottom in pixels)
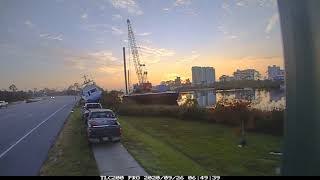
left=119, top=116, right=282, bottom=176
left=40, top=107, right=99, bottom=176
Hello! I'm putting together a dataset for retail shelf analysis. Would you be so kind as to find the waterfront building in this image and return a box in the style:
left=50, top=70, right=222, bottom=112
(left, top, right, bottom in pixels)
left=268, top=65, right=285, bottom=81
left=192, top=66, right=215, bottom=86
left=233, top=69, right=261, bottom=80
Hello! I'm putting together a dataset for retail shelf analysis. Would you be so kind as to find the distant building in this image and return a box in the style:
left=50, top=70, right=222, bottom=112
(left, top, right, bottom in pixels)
left=154, top=84, right=169, bottom=92
left=233, top=69, right=261, bottom=81
left=219, top=75, right=234, bottom=82
left=174, top=76, right=181, bottom=86
left=192, top=66, right=215, bottom=86
left=268, top=65, right=285, bottom=81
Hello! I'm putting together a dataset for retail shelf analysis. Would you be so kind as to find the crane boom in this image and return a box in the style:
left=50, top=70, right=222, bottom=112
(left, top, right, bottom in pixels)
left=127, top=19, right=147, bottom=84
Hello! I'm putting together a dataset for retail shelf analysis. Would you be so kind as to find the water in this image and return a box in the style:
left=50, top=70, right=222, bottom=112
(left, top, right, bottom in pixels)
left=179, top=88, right=285, bottom=111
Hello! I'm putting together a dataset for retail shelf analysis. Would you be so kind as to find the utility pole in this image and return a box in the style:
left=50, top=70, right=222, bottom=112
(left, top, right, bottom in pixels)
left=128, top=70, right=130, bottom=93
left=278, top=0, right=320, bottom=175
left=123, top=47, right=128, bottom=94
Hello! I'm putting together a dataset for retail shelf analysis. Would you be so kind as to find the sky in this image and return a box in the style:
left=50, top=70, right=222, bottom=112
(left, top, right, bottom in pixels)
left=0, top=0, right=284, bottom=91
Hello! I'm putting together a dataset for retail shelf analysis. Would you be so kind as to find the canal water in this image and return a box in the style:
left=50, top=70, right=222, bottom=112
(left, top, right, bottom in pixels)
left=178, top=88, right=285, bottom=111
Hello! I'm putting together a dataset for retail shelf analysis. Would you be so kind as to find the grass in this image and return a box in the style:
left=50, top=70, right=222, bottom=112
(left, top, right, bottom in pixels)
left=39, top=106, right=99, bottom=176
left=118, top=103, right=284, bottom=136
left=119, top=116, right=282, bottom=176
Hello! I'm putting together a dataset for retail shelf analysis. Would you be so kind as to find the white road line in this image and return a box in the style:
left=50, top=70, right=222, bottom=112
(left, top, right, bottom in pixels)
left=0, top=104, right=68, bottom=159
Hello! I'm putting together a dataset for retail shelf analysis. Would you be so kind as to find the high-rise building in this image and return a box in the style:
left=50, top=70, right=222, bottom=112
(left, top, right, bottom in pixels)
left=233, top=69, right=261, bottom=80
left=192, top=66, right=215, bottom=86
left=174, top=76, right=181, bottom=86
left=268, top=65, right=285, bottom=81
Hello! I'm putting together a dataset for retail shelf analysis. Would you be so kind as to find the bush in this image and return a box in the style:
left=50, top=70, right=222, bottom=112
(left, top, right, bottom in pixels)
left=101, top=91, right=284, bottom=135
left=100, top=90, right=123, bottom=111
left=117, top=100, right=284, bottom=136
left=0, top=90, right=30, bottom=103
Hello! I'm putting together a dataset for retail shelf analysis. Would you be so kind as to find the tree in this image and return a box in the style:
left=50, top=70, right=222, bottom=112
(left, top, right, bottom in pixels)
left=9, top=84, right=17, bottom=92
left=185, top=78, right=191, bottom=85
left=181, top=94, right=198, bottom=107
left=73, top=83, right=80, bottom=91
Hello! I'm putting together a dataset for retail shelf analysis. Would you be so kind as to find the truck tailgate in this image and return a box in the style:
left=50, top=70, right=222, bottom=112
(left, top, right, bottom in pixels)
left=89, top=125, right=121, bottom=137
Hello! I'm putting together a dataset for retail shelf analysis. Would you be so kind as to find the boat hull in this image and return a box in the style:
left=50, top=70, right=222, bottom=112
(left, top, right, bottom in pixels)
left=83, top=92, right=102, bottom=103
left=123, top=92, right=179, bottom=105
left=81, top=84, right=102, bottom=103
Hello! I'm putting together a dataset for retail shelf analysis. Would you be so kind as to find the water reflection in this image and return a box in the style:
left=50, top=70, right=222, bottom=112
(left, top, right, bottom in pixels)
left=179, top=88, right=285, bottom=111
left=194, top=90, right=216, bottom=107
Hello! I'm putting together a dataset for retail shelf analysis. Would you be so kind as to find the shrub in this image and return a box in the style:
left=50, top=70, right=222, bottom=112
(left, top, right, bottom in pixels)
left=117, top=100, right=284, bottom=136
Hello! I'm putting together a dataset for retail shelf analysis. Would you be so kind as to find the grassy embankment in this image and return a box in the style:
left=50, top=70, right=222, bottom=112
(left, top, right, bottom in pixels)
left=119, top=116, right=282, bottom=176
left=40, top=107, right=99, bottom=176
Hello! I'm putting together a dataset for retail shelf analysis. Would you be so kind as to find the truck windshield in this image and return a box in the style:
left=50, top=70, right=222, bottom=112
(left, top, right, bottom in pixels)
left=90, top=111, right=115, bottom=118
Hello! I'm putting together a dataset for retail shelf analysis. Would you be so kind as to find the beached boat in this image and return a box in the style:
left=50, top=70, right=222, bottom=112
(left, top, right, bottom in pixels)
left=81, top=76, right=102, bottom=103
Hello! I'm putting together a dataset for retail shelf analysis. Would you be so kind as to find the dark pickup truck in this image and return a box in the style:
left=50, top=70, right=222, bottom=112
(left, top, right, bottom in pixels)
left=86, top=109, right=121, bottom=143
left=82, top=103, right=102, bottom=121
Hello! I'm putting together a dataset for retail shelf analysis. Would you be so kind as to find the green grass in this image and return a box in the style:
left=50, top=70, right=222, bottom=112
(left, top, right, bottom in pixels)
left=119, top=116, right=282, bottom=176
left=40, top=107, right=99, bottom=176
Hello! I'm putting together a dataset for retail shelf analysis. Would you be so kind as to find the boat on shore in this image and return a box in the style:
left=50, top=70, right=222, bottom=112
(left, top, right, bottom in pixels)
left=123, top=91, right=179, bottom=105
left=81, top=76, right=102, bottom=103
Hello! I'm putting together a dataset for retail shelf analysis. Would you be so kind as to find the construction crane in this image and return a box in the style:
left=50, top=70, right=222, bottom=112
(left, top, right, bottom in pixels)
left=127, top=19, right=152, bottom=92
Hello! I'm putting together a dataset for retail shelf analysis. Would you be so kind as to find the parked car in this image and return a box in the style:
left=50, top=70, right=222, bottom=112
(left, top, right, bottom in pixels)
left=0, top=101, right=8, bottom=108
left=82, top=103, right=103, bottom=121
left=86, top=109, right=121, bottom=143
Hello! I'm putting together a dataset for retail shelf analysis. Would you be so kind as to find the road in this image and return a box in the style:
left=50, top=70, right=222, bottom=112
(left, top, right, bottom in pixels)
left=0, top=96, right=77, bottom=176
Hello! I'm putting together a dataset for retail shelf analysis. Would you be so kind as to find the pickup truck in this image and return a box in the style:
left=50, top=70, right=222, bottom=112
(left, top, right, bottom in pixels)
left=0, top=101, right=8, bottom=108
left=82, top=103, right=103, bottom=121
left=86, top=109, right=121, bottom=143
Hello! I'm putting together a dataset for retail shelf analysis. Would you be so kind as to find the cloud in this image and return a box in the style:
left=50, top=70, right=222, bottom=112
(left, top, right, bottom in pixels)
left=97, top=66, right=122, bottom=74
left=236, top=0, right=247, bottom=7
left=178, top=51, right=200, bottom=63
left=111, top=26, right=124, bottom=35
left=62, top=49, right=121, bottom=74
left=217, top=25, right=239, bottom=40
left=226, top=35, right=238, bottom=40
left=265, top=12, right=279, bottom=33
left=109, top=0, right=143, bottom=15
left=137, top=32, right=152, bottom=36
left=137, top=45, right=176, bottom=64
left=39, top=33, right=63, bottom=41
left=81, top=23, right=110, bottom=33
left=222, top=1, right=232, bottom=14
left=82, top=24, right=124, bottom=35
left=112, top=14, right=123, bottom=21
left=95, top=39, right=105, bottom=44
left=165, top=0, right=197, bottom=15
left=238, top=56, right=281, bottom=61
left=235, top=0, right=277, bottom=8
left=81, top=13, right=88, bottom=20
left=174, top=0, right=192, bottom=6
left=89, top=51, right=118, bottom=62
left=24, top=20, right=34, bottom=28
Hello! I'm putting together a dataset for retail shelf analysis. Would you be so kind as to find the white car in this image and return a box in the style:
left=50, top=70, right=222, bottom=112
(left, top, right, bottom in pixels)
left=0, top=101, right=8, bottom=108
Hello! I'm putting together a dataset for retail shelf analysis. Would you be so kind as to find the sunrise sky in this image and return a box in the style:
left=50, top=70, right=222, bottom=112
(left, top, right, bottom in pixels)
left=0, top=0, right=284, bottom=91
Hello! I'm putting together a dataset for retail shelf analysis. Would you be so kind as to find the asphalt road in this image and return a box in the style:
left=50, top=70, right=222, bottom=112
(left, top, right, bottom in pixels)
left=0, top=96, right=78, bottom=176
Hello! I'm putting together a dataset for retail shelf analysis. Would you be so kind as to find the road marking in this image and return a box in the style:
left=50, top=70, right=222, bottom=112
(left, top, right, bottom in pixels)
left=0, top=104, right=68, bottom=159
